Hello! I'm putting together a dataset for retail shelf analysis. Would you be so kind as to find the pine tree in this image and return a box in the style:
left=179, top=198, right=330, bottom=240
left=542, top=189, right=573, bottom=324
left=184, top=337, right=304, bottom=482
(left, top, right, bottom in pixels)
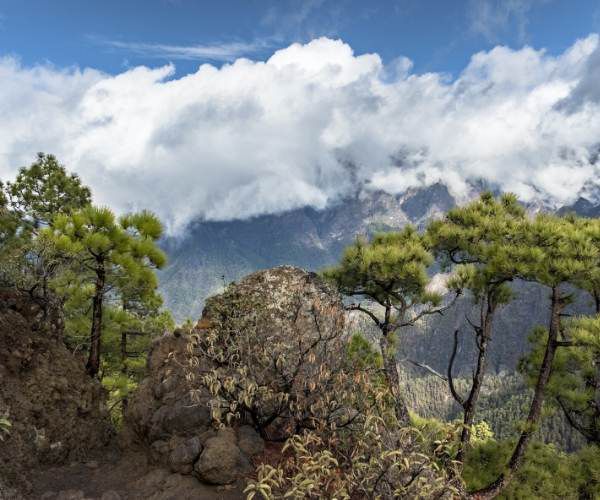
left=6, top=153, right=91, bottom=229
left=427, top=192, right=528, bottom=462
left=475, top=214, right=598, bottom=498
left=46, top=206, right=166, bottom=377
left=323, top=226, right=459, bottom=425
left=523, top=315, right=600, bottom=445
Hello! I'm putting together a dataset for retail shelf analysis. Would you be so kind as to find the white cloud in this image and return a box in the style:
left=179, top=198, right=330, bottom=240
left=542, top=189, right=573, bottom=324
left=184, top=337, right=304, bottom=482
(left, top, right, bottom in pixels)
left=95, top=38, right=268, bottom=62
left=468, top=0, right=541, bottom=43
left=1, top=36, right=600, bottom=234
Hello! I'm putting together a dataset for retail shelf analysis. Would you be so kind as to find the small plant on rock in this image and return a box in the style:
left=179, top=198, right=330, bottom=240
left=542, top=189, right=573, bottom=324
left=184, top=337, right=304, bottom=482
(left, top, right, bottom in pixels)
left=0, top=413, right=11, bottom=441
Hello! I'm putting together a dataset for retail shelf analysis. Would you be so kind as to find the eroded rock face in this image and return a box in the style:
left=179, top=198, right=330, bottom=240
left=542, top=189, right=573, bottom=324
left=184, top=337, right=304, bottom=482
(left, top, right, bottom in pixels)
left=0, top=289, right=113, bottom=490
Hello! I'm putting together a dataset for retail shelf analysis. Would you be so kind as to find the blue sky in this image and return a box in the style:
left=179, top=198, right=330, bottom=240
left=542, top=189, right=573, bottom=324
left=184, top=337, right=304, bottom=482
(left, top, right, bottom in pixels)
left=1, top=0, right=599, bottom=76
left=1, top=1, right=600, bottom=231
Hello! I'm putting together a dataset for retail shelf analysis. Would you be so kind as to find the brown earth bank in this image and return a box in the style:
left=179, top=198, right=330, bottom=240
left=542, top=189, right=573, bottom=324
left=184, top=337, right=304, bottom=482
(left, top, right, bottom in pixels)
left=0, top=288, right=253, bottom=499
left=0, top=288, right=113, bottom=496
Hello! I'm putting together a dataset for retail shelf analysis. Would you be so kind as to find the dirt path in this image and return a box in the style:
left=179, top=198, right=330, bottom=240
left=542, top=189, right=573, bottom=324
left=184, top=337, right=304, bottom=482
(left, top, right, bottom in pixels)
left=28, top=449, right=245, bottom=500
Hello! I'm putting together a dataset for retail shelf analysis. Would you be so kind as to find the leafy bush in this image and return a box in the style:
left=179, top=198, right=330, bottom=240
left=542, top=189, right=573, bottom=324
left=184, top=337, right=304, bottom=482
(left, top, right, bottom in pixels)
left=245, top=417, right=460, bottom=499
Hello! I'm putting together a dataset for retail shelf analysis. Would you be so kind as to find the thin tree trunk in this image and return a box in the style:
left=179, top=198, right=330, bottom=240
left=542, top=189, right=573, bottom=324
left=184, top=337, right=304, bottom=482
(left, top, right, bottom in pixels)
left=593, top=352, right=600, bottom=443
left=86, top=259, right=105, bottom=377
left=120, top=330, right=129, bottom=411
left=473, top=286, right=563, bottom=499
left=456, top=302, right=494, bottom=463
left=379, top=305, right=411, bottom=426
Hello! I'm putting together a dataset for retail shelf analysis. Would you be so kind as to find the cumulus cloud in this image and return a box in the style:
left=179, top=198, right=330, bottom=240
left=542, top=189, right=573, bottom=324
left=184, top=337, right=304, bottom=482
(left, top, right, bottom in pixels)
left=1, top=36, right=600, bottom=233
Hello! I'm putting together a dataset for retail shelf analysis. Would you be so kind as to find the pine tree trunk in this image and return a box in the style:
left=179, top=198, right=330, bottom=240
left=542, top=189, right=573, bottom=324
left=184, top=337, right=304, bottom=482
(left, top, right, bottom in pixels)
left=457, top=304, right=494, bottom=463
left=593, top=352, right=600, bottom=443
left=472, top=285, right=563, bottom=499
left=379, top=306, right=411, bottom=426
left=86, top=260, right=105, bottom=377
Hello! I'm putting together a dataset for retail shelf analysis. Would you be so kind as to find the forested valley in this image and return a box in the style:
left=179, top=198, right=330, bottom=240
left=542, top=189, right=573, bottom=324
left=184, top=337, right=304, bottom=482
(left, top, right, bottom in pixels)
left=1, top=154, right=599, bottom=499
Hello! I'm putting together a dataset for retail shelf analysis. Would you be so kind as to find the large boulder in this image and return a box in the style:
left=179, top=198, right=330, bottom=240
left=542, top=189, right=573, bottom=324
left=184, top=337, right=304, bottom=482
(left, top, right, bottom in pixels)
left=0, top=289, right=113, bottom=491
left=125, top=266, right=344, bottom=486
left=193, top=428, right=252, bottom=485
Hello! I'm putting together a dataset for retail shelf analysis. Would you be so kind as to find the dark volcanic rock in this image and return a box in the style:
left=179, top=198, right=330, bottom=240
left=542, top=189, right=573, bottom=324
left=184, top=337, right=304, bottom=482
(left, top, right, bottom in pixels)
left=194, top=428, right=252, bottom=485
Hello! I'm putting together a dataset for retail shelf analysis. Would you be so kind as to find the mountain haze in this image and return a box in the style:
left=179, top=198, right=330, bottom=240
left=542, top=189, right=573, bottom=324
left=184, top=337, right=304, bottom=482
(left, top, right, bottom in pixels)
left=159, top=183, right=455, bottom=321
left=159, top=185, right=598, bottom=375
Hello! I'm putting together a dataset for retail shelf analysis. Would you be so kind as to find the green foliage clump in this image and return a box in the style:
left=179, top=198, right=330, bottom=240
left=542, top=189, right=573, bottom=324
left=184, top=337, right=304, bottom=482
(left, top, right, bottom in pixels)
left=324, top=226, right=440, bottom=308
left=428, top=191, right=527, bottom=298
left=463, top=439, right=600, bottom=499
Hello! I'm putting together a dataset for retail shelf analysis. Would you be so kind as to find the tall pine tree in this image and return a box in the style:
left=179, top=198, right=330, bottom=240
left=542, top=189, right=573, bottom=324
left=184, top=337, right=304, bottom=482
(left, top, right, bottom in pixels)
left=46, top=206, right=166, bottom=377
left=427, top=192, right=528, bottom=463
left=323, top=227, right=459, bottom=425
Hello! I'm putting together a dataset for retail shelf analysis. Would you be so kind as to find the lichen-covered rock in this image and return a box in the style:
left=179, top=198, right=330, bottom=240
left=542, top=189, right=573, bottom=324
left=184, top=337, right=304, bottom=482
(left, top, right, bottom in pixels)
left=0, top=289, right=113, bottom=490
left=196, top=266, right=346, bottom=441
left=125, top=266, right=344, bottom=486
left=201, top=265, right=344, bottom=336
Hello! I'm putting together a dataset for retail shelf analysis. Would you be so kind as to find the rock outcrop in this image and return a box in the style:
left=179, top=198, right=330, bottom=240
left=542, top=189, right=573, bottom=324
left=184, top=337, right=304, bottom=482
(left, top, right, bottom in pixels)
left=125, top=265, right=343, bottom=487
left=0, top=289, right=113, bottom=491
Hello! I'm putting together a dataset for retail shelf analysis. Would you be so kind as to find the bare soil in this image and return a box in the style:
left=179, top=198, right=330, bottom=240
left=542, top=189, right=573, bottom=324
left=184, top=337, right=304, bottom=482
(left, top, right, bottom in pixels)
left=28, top=447, right=245, bottom=500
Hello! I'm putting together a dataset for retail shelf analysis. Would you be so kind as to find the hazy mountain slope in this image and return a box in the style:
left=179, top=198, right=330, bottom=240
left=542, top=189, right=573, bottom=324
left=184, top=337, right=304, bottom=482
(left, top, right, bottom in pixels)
left=158, top=184, right=598, bottom=373
left=159, top=183, right=454, bottom=320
